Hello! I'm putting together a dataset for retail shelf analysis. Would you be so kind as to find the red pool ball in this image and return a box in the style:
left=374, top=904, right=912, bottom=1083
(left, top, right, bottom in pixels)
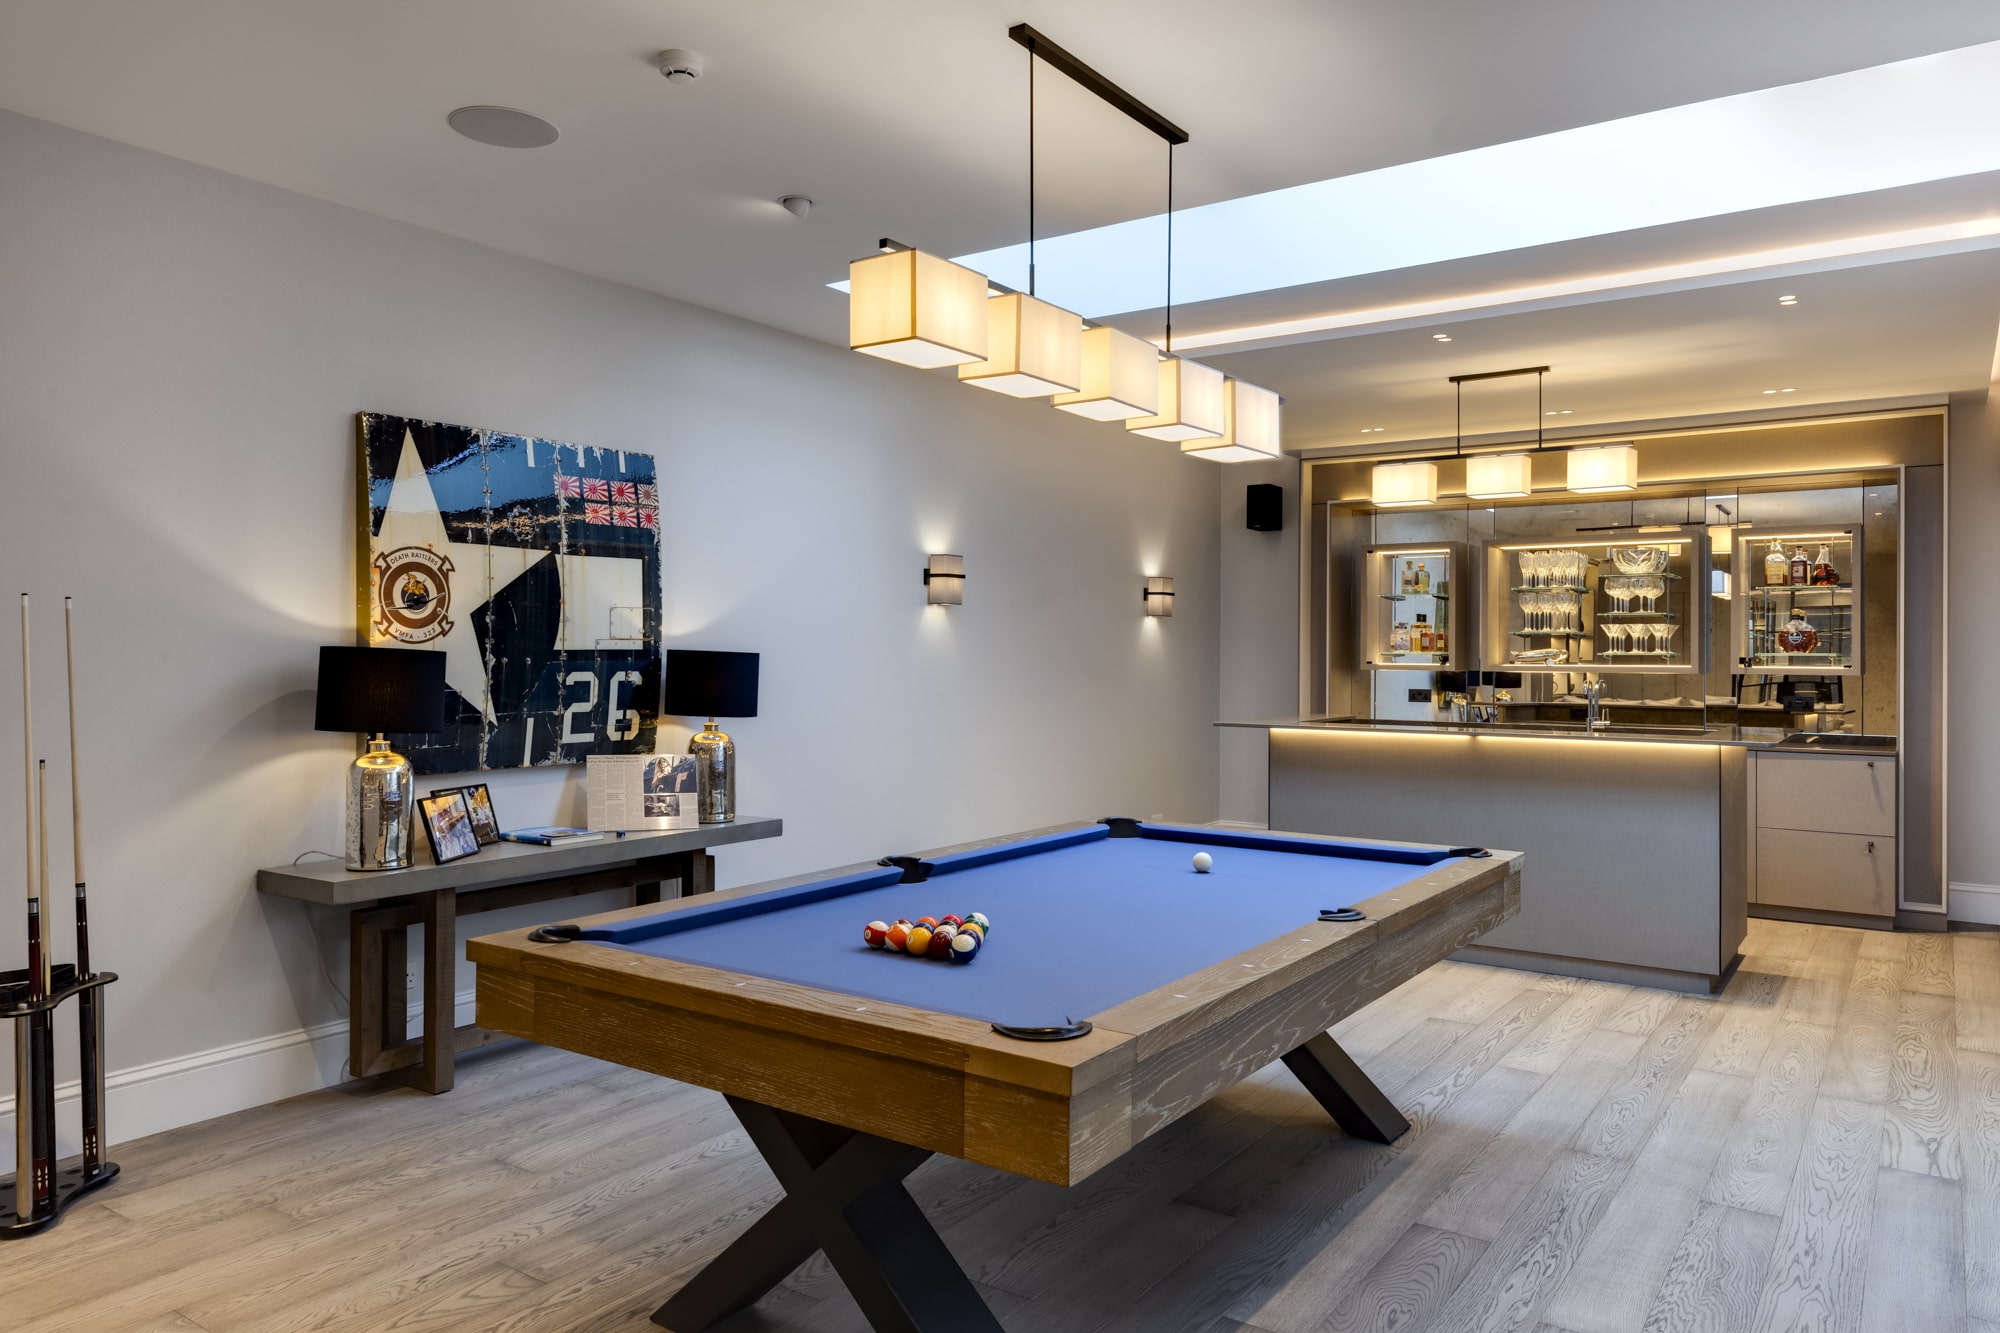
left=926, top=924, right=958, bottom=959
left=862, top=921, right=890, bottom=949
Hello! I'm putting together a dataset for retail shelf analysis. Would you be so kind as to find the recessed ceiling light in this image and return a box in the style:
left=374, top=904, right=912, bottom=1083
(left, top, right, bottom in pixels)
left=1762, top=387, right=1798, bottom=394
left=1778, top=294, right=1799, bottom=305
left=1432, top=333, right=1452, bottom=342
left=780, top=195, right=814, bottom=220
left=1544, top=409, right=1574, bottom=416
left=448, top=106, right=559, bottom=148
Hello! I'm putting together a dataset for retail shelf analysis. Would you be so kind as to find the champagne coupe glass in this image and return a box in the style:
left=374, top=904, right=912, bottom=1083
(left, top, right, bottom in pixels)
left=1661, top=623, right=1680, bottom=659
left=1649, top=576, right=1668, bottom=614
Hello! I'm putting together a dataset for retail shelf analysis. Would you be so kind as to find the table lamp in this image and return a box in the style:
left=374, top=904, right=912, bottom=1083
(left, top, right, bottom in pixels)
left=662, top=649, right=759, bottom=824
left=315, top=646, right=447, bottom=870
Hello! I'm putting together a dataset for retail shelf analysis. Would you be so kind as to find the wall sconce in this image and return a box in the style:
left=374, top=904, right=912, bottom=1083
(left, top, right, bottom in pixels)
left=923, top=554, right=965, bottom=606
left=1143, top=576, right=1175, bottom=617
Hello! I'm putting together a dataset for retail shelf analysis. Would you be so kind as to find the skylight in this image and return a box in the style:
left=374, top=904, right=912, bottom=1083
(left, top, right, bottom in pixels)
left=937, top=40, right=2000, bottom=319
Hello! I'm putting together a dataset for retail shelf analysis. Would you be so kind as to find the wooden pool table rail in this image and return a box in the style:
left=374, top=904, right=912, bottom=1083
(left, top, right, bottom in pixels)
left=470, top=824, right=1520, bottom=1187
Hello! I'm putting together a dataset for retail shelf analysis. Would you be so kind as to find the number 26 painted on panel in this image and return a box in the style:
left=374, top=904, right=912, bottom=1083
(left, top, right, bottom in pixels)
left=561, top=669, right=645, bottom=744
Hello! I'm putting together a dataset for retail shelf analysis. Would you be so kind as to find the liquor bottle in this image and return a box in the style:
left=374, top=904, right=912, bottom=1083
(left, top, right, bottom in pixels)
left=1389, top=620, right=1411, bottom=654
left=1399, top=563, right=1413, bottom=595
left=1415, top=564, right=1431, bottom=594
left=1414, top=614, right=1433, bottom=653
left=1790, top=546, right=1811, bottom=586
left=1764, top=539, right=1790, bottom=588
left=1811, top=544, right=1839, bottom=587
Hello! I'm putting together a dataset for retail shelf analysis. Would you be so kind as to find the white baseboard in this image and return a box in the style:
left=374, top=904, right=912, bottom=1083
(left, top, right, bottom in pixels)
left=1950, top=881, right=2000, bottom=926
left=1, top=989, right=477, bottom=1175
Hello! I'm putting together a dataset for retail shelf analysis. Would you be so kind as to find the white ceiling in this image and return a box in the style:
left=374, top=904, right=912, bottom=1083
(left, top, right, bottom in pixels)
left=3, top=1, right=1999, bottom=438
left=1205, top=249, right=2000, bottom=453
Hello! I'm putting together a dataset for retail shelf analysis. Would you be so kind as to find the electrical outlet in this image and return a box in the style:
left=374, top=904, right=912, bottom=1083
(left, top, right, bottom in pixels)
left=405, top=973, right=417, bottom=990
left=1408, top=688, right=1431, bottom=704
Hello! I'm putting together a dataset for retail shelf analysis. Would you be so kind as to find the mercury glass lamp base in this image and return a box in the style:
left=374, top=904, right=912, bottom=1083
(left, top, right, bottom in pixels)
left=345, top=736, right=416, bottom=870
left=690, top=722, right=735, bottom=824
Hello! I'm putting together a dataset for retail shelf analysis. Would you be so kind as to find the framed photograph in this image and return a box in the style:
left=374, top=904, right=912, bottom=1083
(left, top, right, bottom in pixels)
left=431, top=782, right=501, bottom=845
left=419, top=790, right=482, bottom=865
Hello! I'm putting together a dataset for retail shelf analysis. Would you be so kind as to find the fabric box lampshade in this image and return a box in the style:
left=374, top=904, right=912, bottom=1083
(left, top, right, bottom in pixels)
left=1128, top=357, right=1226, bottom=441
left=959, top=293, right=1083, bottom=396
left=663, top=650, right=761, bottom=825
left=1567, top=444, right=1639, bottom=493
left=1370, top=461, right=1439, bottom=507
left=1184, top=378, right=1282, bottom=462
left=848, top=249, right=989, bottom=369
left=1464, top=453, right=1535, bottom=499
left=314, top=646, right=447, bottom=871
left=1051, top=326, right=1160, bottom=420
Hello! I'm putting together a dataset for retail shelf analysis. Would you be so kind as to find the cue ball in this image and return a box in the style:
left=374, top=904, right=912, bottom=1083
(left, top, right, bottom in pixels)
left=1192, top=852, right=1213, bottom=873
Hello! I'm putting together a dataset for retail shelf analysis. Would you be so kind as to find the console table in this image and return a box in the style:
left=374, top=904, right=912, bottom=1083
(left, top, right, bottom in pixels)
left=256, top=817, right=782, bottom=1093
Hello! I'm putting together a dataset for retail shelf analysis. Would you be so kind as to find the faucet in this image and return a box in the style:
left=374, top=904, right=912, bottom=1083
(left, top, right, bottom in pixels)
left=1445, top=692, right=1470, bottom=724
left=1584, top=678, right=1609, bottom=731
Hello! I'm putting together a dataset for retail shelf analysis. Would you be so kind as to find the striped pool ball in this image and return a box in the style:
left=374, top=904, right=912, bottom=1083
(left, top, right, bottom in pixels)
left=862, top=921, right=891, bottom=949
left=939, top=914, right=964, bottom=928
left=885, top=922, right=912, bottom=952
left=926, top=924, right=958, bottom=959
left=965, top=912, right=991, bottom=936
left=906, top=925, right=934, bottom=956
left=948, top=930, right=982, bottom=963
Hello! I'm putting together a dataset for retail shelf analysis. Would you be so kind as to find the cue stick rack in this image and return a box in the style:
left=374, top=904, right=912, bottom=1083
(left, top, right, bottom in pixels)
left=2, top=595, right=118, bottom=1238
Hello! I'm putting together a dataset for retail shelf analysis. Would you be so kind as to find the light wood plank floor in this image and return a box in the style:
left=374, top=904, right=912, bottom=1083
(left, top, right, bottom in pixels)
left=7, top=918, right=1999, bottom=1332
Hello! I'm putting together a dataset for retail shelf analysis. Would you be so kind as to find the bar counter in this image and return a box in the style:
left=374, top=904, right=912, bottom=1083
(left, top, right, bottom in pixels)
left=1224, top=718, right=1794, bottom=991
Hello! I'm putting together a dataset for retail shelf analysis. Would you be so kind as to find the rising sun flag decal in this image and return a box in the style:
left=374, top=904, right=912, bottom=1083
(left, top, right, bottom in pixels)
left=356, top=412, right=660, bottom=773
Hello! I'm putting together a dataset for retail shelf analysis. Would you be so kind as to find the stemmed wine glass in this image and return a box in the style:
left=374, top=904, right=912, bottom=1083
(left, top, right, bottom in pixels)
left=1638, top=576, right=1666, bottom=614
left=1659, top=623, right=1680, bottom=658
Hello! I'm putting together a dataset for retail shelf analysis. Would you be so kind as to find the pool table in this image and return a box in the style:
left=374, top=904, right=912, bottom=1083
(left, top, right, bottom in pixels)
left=470, top=819, right=1520, bottom=1333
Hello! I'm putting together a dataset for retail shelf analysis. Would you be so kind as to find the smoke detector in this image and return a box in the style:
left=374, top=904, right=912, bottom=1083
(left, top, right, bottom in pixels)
left=658, top=49, right=705, bottom=84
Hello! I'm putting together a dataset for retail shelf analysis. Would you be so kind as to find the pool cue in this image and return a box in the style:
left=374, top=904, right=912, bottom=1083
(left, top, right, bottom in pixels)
left=64, top=598, right=102, bottom=1174
left=30, top=759, right=54, bottom=1207
left=16, top=594, right=46, bottom=1217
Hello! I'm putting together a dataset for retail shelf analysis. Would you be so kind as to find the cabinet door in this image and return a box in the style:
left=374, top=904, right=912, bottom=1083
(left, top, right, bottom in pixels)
left=1756, top=829, right=1895, bottom=916
left=1755, top=755, right=1895, bottom=836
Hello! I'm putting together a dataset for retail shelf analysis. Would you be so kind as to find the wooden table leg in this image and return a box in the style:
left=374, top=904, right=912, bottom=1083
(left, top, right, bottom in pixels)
left=414, top=887, right=456, bottom=1094
left=347, top=907, right=406, bottom=1082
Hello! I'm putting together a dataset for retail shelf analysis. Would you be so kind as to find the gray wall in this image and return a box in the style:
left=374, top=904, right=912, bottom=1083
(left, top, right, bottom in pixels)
left=1217, top=459, right=1301, bottom=823
left=0, top=109, right=1221, bottom=1138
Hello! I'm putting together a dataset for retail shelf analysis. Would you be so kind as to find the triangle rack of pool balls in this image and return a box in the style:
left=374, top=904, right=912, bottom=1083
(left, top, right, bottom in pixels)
left=863, top=913, right=989, bottom=963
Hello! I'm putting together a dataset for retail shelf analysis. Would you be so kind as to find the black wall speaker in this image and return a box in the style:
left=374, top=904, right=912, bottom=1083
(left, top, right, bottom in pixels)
left=1245, top=483, right=1283, bottom=532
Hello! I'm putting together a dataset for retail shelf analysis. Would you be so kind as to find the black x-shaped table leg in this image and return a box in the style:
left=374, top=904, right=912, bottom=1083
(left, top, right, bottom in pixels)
left=1281, top=1031, right=1412, bottom=1143
left=652, top=1096, right=1004, bottom=1333
left=655, top=1036, right=1400, bottom=1332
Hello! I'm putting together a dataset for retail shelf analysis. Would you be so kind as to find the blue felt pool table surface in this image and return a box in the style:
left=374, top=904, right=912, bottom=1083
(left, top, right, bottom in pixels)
left=569, top=823, right=1467, bottom=1031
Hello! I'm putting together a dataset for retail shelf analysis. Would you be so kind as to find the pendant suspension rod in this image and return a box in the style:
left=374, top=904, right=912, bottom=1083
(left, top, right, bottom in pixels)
left=1027, top=44, right=1036, bottom=297
left=1165, top=139, right=1174, bottom=354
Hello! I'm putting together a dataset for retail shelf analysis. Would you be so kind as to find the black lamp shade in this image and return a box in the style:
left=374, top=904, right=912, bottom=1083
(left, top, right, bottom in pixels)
left=663, top=649, right=759, bottom=719
left=314, top=646, right=448, bottom=734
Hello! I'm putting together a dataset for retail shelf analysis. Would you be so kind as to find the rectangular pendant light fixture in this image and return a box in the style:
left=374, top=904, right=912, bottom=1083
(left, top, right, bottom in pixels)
left=1184, top=378, right=1282, bottom=462
left=1464, top=452, right=1534, bottom=499
left=1567, top=443, right=1639, bottom=493
left=959, top=293, right=1083, bottom=396
left=1371, top=460, right=1438, bottom=507
left=849, top=248, right=989, bottom=368
left=1128, top=357, right=1225, bottom=441
left=1052, top=326, right=1160, bottom=420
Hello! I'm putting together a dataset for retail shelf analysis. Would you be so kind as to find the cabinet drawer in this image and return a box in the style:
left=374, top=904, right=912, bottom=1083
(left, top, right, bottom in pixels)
left=1755, top=754, right=1895, bottom=836
left=1756, top=828, right=1895, bottom=916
